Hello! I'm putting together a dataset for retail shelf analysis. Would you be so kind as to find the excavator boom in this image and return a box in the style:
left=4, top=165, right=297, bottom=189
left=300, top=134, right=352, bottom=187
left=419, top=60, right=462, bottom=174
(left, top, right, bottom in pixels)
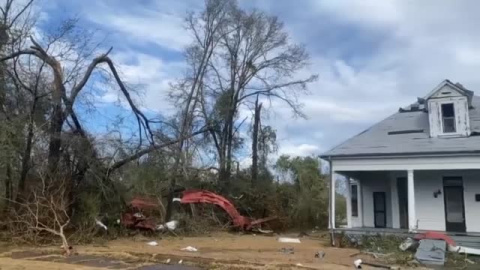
left=180, top=190, right=275, bottom=230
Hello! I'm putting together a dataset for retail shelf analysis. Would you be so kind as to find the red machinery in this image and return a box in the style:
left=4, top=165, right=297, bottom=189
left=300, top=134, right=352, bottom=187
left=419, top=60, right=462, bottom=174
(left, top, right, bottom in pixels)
left=121, top=190, right=276, bottom=231
left=121, top=197, right=160, bottom=231
left=180, top=190, right=276, bottom=230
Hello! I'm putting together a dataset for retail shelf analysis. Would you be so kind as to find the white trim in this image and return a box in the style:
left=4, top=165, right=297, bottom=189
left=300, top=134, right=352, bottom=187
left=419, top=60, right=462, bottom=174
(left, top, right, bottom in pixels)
left=424, top=80, right=466, bottom=100
left=332, top=156, right=480, bottom=172
left=330, top=169, right=336, bottom=229
left=428, top=95, right=470, bottom=138
left=439, top=101, right=457, bottom=134
left=407, top=169, right=417, bottom=232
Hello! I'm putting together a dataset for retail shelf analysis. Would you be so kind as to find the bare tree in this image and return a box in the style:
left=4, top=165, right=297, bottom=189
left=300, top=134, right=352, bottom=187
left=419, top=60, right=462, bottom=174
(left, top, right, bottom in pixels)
left=0, top=0, right=37, bottom=207
left=8, top=57, right=48, bottom=198
left=0, top=34, right=154, bottom=176
left=7, top=174, right=72, bottom=255
left=165, top=0, right=232, bottom=221
left=192, top=0, right=317, bottom=185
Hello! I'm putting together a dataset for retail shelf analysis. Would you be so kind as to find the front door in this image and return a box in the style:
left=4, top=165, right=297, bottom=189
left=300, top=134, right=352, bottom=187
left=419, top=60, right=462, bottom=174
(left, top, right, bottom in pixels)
left=374, top=192, right=387, bottom=228
left=397, top=177, right=409, bottom=229
left=443, top=177, right=466, bottom=232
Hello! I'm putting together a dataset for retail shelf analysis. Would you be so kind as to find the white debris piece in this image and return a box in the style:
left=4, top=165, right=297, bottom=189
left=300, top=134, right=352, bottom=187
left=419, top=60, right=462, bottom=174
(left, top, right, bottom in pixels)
left=466, top=258, right=475, bottom=264
left=147, top=241, right=159, bottom=246
left=172, top=198, right=182, bottom=202
left=178, top=260, right=183, bottom=264
left=157, top=220, right=179, bottom=231
left=181, top=246, right=198, bottom=252
left=133, top=212, right=144, bottom=218
left=448, top=245, right=480, bottom=256
left=278, top=237, right=301, bottom=243
left=315, top=251, right=325, bottom=259
left=165, top=258, right=171, bottom=263
left=166, top=220, right=179, bottom=230
left=95, top=218, right=108, bottom=231
left=399, top=237, right=414, bottom=251
left=295, top=263, right=303, bottom=266
left=354, top=259, right=362, bottom=269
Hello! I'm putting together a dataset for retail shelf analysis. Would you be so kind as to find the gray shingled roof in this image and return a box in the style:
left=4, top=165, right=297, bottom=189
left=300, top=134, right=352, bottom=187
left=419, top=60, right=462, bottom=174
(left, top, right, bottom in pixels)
left=321, top=96, right=480, bottom=158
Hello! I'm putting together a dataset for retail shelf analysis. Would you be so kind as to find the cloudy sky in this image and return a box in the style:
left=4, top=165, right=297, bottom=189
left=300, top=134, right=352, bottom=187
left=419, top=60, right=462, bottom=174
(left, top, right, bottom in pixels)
left=36, top=0, right=480, bottom=159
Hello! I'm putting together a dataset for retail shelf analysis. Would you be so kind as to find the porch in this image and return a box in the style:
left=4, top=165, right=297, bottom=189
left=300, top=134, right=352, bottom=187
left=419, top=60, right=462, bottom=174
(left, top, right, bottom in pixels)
left=328, top=155, right=480, bottom=238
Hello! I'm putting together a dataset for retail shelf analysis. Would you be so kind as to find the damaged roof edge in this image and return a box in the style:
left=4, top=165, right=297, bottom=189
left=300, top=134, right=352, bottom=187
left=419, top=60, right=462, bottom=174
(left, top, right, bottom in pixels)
left=319, top=150, right=480, bottom=160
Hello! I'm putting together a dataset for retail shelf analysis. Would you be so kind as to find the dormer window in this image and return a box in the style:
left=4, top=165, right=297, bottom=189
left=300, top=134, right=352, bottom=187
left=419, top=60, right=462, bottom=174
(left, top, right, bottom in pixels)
left=426, top=80, right=471, bottom=138
left=441, top=103, right=456, bottom=133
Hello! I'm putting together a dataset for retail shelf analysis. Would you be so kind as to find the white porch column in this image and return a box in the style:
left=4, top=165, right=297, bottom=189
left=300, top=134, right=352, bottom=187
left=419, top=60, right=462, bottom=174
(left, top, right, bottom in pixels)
left=390, top=177, right=400, bottom=229
left=346, top=178, right=352, bottom=228
left=358, top=179, right=364, bottom=227
left=407, top=169, right=417, bottom=231
left=330, top=166, right=336, bottom=229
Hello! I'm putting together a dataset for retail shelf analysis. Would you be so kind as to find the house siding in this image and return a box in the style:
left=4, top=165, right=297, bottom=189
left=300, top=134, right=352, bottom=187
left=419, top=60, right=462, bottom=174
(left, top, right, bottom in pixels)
left=414, top=171, right=446, bottom=231
left=461, top=171, right=480, bottom=232
left=415, top=170, right=480, bottom=232
left=359, top=175, right=392, bottom=228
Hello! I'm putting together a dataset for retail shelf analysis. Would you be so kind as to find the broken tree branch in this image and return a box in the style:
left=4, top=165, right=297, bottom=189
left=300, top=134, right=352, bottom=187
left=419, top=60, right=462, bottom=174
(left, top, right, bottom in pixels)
left=108, top=127, right=210, bottom=172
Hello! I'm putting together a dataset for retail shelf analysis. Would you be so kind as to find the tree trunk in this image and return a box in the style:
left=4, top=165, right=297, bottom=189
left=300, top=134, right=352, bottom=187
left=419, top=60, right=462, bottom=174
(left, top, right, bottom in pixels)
left=18, top=98, right=38, bottom=198
left=251, top=96, right=262, bottom=186
left=222, top=95, right=237, bottom=186
left=47, top=102, right=63, bottom=175
left=47, top=69, right=65, bottom=177
left=4, top=162, right=12, bottom=210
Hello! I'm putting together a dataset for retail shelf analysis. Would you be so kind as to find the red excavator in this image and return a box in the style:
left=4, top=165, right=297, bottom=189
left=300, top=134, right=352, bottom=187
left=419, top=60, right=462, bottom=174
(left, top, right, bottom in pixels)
left=180, top=190, right=277, bottom=230
left=121, top=190, right=276, bottom=231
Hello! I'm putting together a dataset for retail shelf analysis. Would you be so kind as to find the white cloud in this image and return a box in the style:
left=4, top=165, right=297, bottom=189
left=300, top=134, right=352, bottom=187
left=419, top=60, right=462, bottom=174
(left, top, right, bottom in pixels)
left=88, top=10, right=191, bottom=52
left=280, top=143, right=320, bottom=157
left=315, top=0, right=402, bottom=27
left=260, top=0, right=480, bottom=156
left=98, top=51, right=185, bottom=114
left=51, top=0, right=202, bottom=52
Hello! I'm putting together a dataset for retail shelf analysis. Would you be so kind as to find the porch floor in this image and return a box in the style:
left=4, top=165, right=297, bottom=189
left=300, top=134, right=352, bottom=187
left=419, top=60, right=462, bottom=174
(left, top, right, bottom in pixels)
left=333, top=227, right=480, bottom=249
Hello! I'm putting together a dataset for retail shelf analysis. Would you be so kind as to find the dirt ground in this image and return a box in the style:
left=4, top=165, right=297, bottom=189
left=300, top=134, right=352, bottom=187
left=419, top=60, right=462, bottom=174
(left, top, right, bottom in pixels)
left=0, top=232, right=402, bottom=269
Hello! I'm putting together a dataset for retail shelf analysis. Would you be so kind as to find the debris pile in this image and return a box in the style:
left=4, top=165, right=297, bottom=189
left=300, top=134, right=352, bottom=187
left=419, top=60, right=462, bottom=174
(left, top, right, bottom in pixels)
left=345, top=231, right=480, bottom=268
left=414, top=239, right=446, bottom=265
left=402, top=231, right=480, bottom=267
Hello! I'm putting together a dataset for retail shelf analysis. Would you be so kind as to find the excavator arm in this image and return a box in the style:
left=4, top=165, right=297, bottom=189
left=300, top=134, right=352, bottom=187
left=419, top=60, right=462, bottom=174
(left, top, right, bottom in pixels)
left=180, top=190, right=275, bottom=230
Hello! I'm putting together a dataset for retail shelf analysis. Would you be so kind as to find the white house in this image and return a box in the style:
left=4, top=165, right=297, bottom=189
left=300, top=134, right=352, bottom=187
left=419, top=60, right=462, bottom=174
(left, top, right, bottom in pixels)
left=321, top=80, right=480, bottom=237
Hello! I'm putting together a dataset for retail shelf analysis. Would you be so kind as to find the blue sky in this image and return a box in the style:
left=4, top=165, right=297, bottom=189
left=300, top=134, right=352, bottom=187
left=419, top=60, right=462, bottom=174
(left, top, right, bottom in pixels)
left=34, top=0, right=480, bottom=162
